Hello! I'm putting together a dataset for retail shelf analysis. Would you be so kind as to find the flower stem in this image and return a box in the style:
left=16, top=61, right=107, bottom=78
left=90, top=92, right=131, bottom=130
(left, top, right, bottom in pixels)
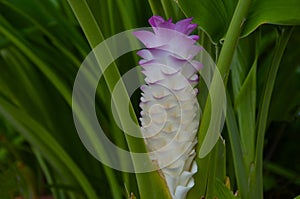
left=216, top=0, right=252, bottom=83
left=198, top=0, right=252, bottom=151
left=196, top=0, right=252, bottom=197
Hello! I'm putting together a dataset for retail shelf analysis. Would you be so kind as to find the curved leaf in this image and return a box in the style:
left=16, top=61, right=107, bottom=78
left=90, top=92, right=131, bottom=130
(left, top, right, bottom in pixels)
left=177, top=0, right=237, bottom=44
left=177, top=0, right=300, bottom=43
left=242, top=0, right=300, bottom=37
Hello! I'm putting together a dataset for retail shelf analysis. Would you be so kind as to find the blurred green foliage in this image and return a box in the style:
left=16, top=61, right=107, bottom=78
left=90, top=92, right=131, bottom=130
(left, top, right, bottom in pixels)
left=0, top=0, right=299, bottom=198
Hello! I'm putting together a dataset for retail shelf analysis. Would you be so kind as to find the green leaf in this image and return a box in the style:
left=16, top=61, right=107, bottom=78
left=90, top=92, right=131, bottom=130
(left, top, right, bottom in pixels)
left=264, top=161, right=300, bottom=186
left=0, top=15, right=72, bottom=105
left=160, top=0, right=185, bottom=20
left=187, top=139, right=226, bottom=199
left=255, top=27, right=294, bottom=199
left=147, top=0, right=167, bottom=18
left=233, top=57, right=257, bottom=168
left=242, top=0, right=300, bottom=37
left=177, top=0, right=237, bottom=44
left=67, top=1, right=172, bottom=198
left=225, top=94, right=248, bottom=198
left=0, top=98, right=98, bottom=198
left=269, top=27, right=300, bottom=122
left=206, top=139, right=227, bottom=199
left=0, top=164, right=22, bottom=199
left=177, top=0, right=300, bottom=43
left=215, top=178, right=239, bottom=199
left=196, top=0, right=252, bottom=158
left=187, top=152, right=210, bottom=198
left=230, top=34, right=259, bottom=167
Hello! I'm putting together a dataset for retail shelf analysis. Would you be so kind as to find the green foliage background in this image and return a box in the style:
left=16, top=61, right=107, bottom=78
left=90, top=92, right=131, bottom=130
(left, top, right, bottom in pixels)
left=0, top=0, right=299, bottom=198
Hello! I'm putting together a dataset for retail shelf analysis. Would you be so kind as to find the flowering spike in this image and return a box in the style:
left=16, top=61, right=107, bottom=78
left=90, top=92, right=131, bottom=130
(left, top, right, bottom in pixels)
left=134, top=16, right=202, bottom=199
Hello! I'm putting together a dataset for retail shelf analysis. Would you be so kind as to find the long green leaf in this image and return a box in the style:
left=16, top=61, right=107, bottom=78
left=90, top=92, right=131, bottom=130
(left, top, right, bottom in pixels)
left=66, top=1, right=172, bottom=198
left=195, top=0, right=252, bottom=166
left=255, top=26, right=294, bottom=199
left=0, top=0, right=81, bottom=66
left=234, top=59, right=257, bottom=169
left=225, top=94, right=248, bottom=198
left=0, top=98, right=98, bottom=198
left=242, top=0, right=300, bottom=37
left=268, top=28, right=300, bottom=122
left=178, top=0, right=300, bottom=43
left=0, top=15, right=71, bottom=105
left=177, top=0, right=237, bottom=44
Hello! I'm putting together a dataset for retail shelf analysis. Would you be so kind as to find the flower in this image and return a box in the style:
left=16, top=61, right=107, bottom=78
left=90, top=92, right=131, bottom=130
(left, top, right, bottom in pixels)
left=133, top=16, right=202, bottom=199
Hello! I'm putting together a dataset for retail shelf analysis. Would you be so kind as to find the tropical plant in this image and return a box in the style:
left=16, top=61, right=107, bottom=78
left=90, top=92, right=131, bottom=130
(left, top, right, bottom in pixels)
left=0, top=0, right=299, bottom=198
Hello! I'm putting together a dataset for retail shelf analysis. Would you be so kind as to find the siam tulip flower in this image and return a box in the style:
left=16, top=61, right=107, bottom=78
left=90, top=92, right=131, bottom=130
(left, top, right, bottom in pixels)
left=133, top=16, right=202, bottom=199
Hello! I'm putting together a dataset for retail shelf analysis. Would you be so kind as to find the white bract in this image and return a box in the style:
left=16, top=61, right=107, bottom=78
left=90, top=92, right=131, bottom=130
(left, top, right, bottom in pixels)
left=133, top=16, right=202, bottom=199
